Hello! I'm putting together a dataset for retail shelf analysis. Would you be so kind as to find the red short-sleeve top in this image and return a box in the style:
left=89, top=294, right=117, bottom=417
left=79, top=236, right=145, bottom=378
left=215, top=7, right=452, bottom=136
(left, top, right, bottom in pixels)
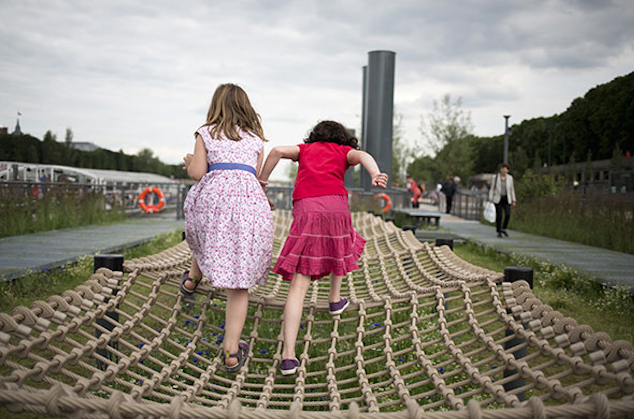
left=292, top=142, right=357, bottom=201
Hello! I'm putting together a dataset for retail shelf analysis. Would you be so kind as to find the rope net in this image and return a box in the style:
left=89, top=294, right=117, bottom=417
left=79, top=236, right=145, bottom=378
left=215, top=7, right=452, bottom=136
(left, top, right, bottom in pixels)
left=1, top=212, right=633, bottom=418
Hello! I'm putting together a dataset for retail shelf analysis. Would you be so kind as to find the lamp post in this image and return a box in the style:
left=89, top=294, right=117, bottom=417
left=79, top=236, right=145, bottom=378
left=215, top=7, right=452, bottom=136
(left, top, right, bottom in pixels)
left=503, top=115, right=511, bottom=164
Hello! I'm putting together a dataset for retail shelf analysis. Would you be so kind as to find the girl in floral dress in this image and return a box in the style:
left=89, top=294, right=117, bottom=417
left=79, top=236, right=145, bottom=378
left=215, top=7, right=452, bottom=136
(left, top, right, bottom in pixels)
left=182, top=83, right=273, bottom=373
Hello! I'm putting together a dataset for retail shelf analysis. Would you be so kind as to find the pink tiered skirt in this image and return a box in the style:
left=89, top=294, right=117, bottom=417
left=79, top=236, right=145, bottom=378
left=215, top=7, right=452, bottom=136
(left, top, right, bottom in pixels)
left=273, top=194, right=366, bottom=281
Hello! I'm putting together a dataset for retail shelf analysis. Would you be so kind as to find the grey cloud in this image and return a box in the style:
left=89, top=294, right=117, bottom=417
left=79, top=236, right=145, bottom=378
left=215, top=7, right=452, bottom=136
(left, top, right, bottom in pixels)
left=1, top=0, right=633, bottom=163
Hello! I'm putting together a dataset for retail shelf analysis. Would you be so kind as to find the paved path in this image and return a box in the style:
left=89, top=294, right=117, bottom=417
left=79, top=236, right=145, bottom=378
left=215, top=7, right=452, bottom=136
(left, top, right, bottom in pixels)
left=0, top=217, right=184, bottom=281
left=410, top=203, right=634, bottom=290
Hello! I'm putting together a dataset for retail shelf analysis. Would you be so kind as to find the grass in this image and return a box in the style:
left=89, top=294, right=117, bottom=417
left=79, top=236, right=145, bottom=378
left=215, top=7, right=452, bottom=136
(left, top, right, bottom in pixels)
left=509, top=192, right=634, bottom=255
left=0, top=189, right=126, bottom=238
left=0, top=230, right=182, bottom=313
left=454, top=241, right=634, bottom=344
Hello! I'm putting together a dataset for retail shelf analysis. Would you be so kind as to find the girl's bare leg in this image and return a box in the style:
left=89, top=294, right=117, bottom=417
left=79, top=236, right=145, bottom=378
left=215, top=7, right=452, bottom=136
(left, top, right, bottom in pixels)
left=224, top=288, right=249, bottom=366
left=282, top=273, right=312, bottom=359
left=329, top=274, right=344, bottom=303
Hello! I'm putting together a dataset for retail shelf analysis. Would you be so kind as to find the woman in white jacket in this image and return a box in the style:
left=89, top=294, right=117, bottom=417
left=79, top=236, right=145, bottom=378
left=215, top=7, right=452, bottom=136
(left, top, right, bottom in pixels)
left=488, top=163, right=516, bottom=237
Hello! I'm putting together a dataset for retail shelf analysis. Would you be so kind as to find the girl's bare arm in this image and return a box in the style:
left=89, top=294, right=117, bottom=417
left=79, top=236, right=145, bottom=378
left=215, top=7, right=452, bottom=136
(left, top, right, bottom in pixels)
left=258, top=145, right=300, bottom=182
left=183, top=134, right=208, bottom=181
left=347, top=150, right=388, bottom=188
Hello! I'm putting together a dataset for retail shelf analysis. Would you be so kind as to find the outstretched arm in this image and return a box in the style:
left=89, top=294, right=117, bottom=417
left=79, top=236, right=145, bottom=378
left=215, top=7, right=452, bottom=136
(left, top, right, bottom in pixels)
left=347, top=150, right=388, bottom=188
left=258, top=145, right=300, bottom=182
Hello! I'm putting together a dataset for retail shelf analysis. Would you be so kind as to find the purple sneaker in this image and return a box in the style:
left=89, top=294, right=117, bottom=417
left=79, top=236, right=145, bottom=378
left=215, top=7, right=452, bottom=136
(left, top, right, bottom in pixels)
left=329, top=297, right=350, bottom=315
left=280, top=358, right=300, bottom=376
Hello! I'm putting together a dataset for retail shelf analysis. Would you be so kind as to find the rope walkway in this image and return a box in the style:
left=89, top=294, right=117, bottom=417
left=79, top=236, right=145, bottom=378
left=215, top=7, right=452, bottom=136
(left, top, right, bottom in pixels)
left=1, top=211, right=633, bottom=418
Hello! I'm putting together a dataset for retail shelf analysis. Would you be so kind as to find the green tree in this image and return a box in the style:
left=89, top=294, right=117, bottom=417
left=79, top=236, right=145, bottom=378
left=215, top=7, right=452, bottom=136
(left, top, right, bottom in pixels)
left=26, top=145, right=39, bottom=163
left=43, top=130, right=57, bottom=143
left=610, top=143, right=625, bottom=171
left=392, top=112, right=407, bottom=186
left=515, top=169, right=564, bottom=201
left=584, top=150, right=594, bottom=182
left=65, top=127, right=73, bottom=147
left=532, top=154, right=542, bottom=173
left=116, top=150, right=129, bottom=171
left=419, top=94, right=474, bottom=182
left=41, top=130, right=61, bottom=164
left=136, top=148, right=158, bottom=172
left=566, top=155, right=577, bottom=182
left=509, top=146, right=529, bottom=180
left=406, top=155, right=435, bottom=186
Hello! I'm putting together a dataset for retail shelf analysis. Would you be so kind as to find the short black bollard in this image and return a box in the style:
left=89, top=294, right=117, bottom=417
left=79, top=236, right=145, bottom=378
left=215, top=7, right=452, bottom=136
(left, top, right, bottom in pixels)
left=182, top=231, right=187, bottom=241
left=402, top=225, right=416, bottom=234
left=94, top=254, right=123, bottom=370
left=504, top=266, right=533, bottom=289
left=435, top=238, right=454, bottom=250
left=502, top=266, right=534, bottom=401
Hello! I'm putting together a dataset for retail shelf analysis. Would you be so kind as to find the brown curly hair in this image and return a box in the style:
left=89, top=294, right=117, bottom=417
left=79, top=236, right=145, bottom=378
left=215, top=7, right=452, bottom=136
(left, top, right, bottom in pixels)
left=304, top=121, right=360, bottom=149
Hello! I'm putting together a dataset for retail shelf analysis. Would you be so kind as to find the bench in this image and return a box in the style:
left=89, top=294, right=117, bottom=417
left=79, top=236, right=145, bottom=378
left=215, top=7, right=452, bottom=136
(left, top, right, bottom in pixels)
left=394, top=209, right=442, bottom=229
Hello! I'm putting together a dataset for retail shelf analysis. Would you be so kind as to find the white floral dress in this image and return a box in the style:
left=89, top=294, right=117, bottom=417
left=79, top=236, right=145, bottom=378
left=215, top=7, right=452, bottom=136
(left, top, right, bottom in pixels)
left=184, top=125, right=273, bottom=289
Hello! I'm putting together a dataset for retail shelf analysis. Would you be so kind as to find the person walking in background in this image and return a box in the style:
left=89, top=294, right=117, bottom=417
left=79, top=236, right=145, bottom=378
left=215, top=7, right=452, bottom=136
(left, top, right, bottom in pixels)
left=488, top=163, right=516, bottom=238
left=258, top=120, right=388, bottom=376
left=436, top=181, right=445, bottom=211
left=406, top=175, right=422, bottom=208
left=443, top=176, right=458, bottom=214
left=181, top=83, right=274, bottom=373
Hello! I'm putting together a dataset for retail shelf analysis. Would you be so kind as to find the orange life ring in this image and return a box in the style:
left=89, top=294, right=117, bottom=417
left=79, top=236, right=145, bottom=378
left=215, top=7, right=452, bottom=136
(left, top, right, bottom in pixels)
left=138, top=186, right=165, bottom=214
left=374, top=193, right=392, bottom=213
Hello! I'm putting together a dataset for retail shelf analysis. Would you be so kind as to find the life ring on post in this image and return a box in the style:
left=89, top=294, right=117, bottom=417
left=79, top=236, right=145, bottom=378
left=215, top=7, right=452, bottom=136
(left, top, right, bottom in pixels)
left=374, top=193, right=392, bottom=213
left=138, top=186, right=165, bottom=214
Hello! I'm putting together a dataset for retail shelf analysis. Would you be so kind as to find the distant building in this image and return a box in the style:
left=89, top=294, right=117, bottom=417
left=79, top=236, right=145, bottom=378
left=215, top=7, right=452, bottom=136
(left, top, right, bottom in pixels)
left=70, top=142, right=100, bottom=152
left=0, top=161, right=177, bottom=185
left=0, top=126, right=7, bottom=134
left=11, top=118, right=22, bottom=135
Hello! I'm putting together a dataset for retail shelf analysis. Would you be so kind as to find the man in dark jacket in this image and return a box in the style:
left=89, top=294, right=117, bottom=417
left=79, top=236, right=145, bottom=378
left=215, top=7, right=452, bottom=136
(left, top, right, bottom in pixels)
left=442, top=176, right=458, bottom=214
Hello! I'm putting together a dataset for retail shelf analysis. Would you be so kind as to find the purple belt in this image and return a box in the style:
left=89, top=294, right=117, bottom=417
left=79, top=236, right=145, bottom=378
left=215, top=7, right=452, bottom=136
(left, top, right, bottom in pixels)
left=208, top=163, right=256, bottom=176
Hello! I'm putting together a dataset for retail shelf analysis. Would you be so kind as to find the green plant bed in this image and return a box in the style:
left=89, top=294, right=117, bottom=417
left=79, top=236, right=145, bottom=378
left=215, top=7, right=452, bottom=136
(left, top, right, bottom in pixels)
left=0, top=191, right=126, bottom=238
left=454, top=241, right=634, bottom=344
left=505, top=170, right=634, bottom=255
left=509, top=193, right=634, bottom=254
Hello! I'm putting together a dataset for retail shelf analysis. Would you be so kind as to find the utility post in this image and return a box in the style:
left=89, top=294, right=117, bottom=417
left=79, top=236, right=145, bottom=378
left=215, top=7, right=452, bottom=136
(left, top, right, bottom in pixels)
left=503, top=115, right=511, bottom=164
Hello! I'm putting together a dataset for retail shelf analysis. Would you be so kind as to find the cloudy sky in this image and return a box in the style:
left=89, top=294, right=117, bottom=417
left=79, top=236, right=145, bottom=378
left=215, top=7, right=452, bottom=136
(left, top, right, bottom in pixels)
left=1, top=0, right=633, bottom=179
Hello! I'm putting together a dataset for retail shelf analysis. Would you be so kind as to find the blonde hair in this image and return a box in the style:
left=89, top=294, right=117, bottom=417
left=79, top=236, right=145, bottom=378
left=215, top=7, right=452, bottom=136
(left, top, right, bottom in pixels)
left=198, top=83, right=267, bottom=142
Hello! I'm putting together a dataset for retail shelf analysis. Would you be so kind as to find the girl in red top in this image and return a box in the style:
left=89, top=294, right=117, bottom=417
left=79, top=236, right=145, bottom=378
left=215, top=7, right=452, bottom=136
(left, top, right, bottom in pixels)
left=259, top=120, right=388, bottom=375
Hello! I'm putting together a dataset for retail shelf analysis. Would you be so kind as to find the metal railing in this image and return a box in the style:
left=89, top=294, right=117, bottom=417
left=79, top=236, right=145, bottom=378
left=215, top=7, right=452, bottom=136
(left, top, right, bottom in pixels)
left=449, top=190, right=488, bottom=221
left=1, top=181, right=411, bottom=220
left=0, top=180, right=194, bottom=219
left=267, top=185, right=410, bottom=212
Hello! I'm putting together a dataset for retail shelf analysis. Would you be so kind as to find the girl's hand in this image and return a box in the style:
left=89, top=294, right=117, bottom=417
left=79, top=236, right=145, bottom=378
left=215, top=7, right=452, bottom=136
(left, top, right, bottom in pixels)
left=372, top=173, right=388, bottom=189
left=182, top=153, right=194, bottom=170
left=260, top=182, right=275, bottom=209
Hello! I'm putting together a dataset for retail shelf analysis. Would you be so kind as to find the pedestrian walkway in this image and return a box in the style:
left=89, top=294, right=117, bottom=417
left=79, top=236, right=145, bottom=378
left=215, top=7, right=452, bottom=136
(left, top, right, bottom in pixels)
left=0, top=217, right=184, bottom=281
left=411, top=203, right=634, bottom=290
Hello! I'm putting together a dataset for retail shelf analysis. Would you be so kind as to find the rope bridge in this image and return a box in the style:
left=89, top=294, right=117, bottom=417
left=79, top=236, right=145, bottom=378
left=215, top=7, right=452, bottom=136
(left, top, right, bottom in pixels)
left=1, top=212, right=633, bottom=418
